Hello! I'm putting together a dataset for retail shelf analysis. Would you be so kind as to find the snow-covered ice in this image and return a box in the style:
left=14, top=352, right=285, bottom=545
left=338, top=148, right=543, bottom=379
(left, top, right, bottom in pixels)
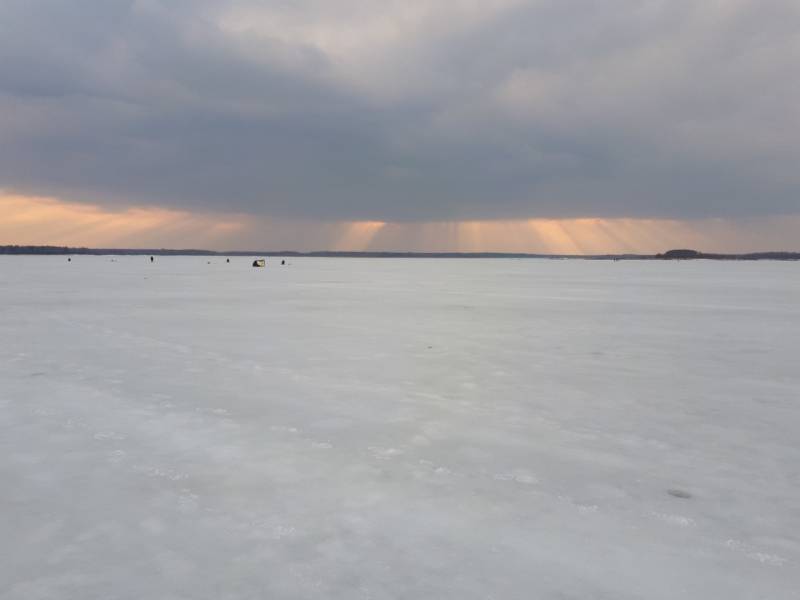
left=1, top=256, right=799, bottom=599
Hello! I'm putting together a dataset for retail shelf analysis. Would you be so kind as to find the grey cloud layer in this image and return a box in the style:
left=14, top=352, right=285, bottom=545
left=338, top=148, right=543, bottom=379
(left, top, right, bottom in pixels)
left=2, top=0, right=799, bottom=220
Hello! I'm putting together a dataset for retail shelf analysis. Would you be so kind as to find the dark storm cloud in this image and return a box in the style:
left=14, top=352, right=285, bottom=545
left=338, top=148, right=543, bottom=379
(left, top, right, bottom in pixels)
left=2, top=0, right=799, bottom=221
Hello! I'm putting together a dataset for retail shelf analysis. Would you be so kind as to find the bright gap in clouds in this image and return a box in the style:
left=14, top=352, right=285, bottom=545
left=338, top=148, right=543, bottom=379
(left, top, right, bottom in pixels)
left=2, top=194, right=799, bottom=255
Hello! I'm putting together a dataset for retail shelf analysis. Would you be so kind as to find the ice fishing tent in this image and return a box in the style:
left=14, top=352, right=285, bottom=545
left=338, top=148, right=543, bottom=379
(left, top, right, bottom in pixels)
left=252, top=259, right=266, bottom=267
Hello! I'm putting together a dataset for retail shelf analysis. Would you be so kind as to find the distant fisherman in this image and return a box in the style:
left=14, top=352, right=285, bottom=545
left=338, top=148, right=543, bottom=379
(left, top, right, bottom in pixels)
left=150, top=256, right=154, bottom=263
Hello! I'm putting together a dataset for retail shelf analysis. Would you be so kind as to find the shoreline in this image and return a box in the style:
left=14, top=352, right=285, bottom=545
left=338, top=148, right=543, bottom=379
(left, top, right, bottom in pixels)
left=1, top=246, right=799, bottom=261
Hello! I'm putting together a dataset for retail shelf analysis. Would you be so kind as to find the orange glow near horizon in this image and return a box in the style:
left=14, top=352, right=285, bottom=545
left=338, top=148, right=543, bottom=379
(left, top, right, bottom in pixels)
left=0, top=194, right=248, bottom=249
left=1, top=192, right=798, bottom=254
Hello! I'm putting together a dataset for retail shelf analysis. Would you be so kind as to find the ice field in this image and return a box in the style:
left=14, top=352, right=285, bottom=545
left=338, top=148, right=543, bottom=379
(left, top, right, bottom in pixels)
left=1, top=256, right=799, bottom=599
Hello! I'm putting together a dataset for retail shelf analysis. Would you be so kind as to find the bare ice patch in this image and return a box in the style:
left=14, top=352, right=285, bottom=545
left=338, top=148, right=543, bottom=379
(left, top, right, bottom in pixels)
left=667, top=488, right=693, bottom=499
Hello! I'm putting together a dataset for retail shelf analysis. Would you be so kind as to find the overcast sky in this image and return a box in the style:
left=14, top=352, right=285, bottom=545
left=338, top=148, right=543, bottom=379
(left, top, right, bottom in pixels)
left=1, top=1, right=799, bottom=247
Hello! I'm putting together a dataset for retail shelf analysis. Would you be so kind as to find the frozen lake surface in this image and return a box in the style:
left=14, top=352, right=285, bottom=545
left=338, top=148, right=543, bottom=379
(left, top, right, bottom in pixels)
left=1, top=256, right=799, bottom=599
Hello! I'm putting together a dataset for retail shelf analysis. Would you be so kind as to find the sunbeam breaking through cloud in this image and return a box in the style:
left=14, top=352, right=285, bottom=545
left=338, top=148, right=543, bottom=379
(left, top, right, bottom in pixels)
left=3, top=194, right=798, bottom=254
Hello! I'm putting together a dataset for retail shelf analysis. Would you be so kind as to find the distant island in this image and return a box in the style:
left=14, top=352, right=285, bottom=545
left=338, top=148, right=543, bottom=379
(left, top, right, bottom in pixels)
left=654, top=249, right=800, bottom=260
left=1, top=245, right=798, bottom=260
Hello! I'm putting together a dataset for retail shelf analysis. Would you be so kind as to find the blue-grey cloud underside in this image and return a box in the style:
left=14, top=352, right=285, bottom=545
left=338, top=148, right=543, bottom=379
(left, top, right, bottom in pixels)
left=1, top=0, right=799, bottom=221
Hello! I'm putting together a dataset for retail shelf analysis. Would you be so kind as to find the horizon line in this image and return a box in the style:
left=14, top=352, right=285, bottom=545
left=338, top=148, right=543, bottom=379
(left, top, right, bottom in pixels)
left=2, top=244, right=800, bottom=261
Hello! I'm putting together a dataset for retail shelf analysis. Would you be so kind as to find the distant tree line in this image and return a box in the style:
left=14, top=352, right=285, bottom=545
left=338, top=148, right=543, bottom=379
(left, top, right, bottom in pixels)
left=655, top=249, right=800, bottom=260
left=1, top=245, right=798, bottom=260
left=0, top=245, right=218, bottom=256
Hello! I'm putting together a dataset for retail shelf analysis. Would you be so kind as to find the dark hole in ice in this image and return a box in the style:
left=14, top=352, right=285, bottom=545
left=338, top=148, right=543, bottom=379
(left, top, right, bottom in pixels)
left=668, top=489, right=692, bottom=499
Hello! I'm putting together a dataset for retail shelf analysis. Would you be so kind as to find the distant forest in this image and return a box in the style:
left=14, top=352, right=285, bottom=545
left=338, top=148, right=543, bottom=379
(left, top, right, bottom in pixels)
left=1, top=245, right=798, bottom=260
